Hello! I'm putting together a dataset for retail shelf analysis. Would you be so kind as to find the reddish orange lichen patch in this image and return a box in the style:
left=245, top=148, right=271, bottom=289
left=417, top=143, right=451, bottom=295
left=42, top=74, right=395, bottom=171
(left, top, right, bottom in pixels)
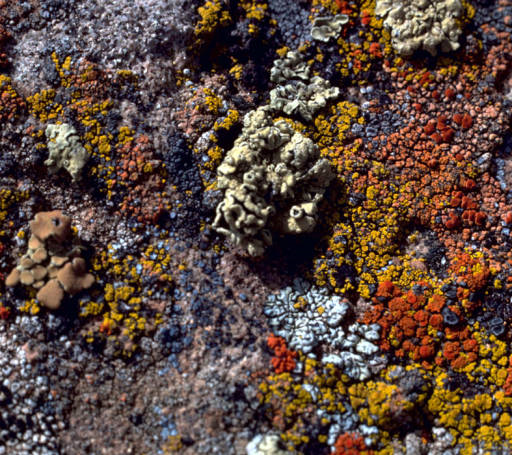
left=114, top=135, right=170, bottom=224
left=268, top=334, right=297, bottom=374
left=332, top=432, right=372, bottom=455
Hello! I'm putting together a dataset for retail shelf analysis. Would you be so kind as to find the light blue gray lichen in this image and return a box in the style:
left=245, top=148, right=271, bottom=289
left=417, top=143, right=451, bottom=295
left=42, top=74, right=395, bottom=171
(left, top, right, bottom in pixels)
left=45, top=123, right=89, bottom=181
left=264, top=278, right=386, bottom=380
left=310, top=14, right=349, bottom=42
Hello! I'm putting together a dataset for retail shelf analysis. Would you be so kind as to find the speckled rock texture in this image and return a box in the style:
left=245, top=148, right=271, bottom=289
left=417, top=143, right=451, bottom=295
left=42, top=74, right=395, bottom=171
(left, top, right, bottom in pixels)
left=2, top=0, right=512, bottom=454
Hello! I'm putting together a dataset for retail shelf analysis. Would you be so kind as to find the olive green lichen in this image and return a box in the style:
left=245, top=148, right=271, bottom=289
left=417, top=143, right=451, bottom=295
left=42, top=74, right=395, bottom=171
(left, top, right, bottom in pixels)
left=269, top=51, right=339, bottom=122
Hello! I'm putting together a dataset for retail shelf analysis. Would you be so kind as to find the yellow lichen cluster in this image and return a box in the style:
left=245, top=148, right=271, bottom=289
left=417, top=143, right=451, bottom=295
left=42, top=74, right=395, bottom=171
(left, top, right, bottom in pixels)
left=140, top=241, right=174, bottom=285
left=0, top=189, right=28, bottom=231
left=0, top=74, right=25, bottom=122
left=240, top=0, right=271, bottom=35
left=194, top=108, right=241, bottom=179
left=311, top=0, right=342, bottom=15
left=213, top=108, right=239, bottom=132
left=258, top=355, right=349, bottom=451
left=202, top=87, right=223, bottom=114
left=161, top=435, right=183, bottom=453
left=17, top=297, right=40, bottom=315
left=195, top=0, right=232, bottom=37
left=186, top=95, right=241, bottom=188
left=427, top=352, right=512, bottom=455
left=313, top=164, right=415, bottom=298
left=349, top=365, right=430, bottom=443
left=83, top=241, right=171, bottom=356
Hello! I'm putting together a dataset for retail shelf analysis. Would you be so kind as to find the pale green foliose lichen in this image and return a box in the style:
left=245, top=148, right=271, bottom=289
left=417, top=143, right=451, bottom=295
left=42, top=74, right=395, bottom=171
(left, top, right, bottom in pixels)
left=269, top=76, right=340, bottom=122
left=213, top=106, right=333, bottom=256
left=270, top=50, right=311, bottom=84
left=375, top=0, right=463, bottom=56
left=45, top=123, right=89, bottom=181
left=311, top=14, right=349, bottom=42
left=269, top=51, right=339, bottom=122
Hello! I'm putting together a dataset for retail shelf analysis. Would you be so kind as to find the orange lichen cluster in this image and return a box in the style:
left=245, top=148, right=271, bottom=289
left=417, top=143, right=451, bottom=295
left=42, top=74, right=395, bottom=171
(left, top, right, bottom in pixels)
left=362, top=281, right=441, bottom=364
left=267, top=334, right=297, bottom=374
left=362, top=280, right=479, bottom=370
left=448, top=252, right=491, bottom=312
left=114, top=135, right=169, bottom=224
left=0, top=75, right=25, bottom=122
left=0, top=303, right=9, bottom=320
left=363, top=59, right=512, bottom=268
left=334, top=0, right=352, bottom=15
left=503, top=356, right=512, bottom=396
left=332, top=432, right=372, bottom=455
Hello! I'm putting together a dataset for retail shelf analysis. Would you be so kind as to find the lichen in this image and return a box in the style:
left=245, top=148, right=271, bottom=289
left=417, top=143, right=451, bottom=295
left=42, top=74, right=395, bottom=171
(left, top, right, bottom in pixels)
left=375, top=0, right=463, bottom=56
left=45, top=123, right=89, bottom=181
left=311, top=14, right=349, bottom=42
left=213, top=106, right=333, bottom=256
left=5, top=211, right=94, bottom=310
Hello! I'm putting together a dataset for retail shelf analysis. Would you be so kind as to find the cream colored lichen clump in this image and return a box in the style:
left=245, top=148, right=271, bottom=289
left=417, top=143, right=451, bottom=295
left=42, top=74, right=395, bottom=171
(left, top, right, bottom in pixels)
left=246, top=434, right=292, bottom=455
left=213, top=50, right=338, bottom=256
left=269, top=51, right=339, bottom=122
left=45, top=123, right=89, bottom=180
left=270, top=76, right=339, bottom=122
left=213, top=106, right=333, bottom=256
left=375, top=0, right=463, bottom=56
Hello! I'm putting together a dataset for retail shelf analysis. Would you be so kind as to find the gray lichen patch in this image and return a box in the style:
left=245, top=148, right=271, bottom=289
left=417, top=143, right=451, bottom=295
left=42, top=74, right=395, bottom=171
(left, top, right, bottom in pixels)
left=45, top=123, right=89, bottom=181
left=264, top=278, right=386, bottom=381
